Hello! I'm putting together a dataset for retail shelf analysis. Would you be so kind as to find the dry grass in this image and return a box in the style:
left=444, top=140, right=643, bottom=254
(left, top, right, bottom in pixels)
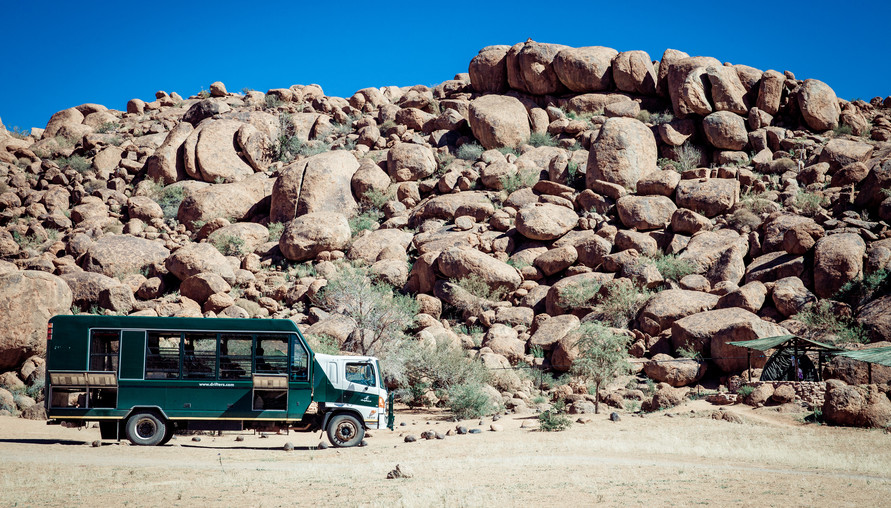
left=1, top=402, right=890, bottom=507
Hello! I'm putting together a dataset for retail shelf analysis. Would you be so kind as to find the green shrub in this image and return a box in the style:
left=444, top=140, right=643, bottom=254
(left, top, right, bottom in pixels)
left=451, top=273, right=508, bottom=302
left=146, top=181, right=186, bottom=221
left=736, top=385, right=754, bottom=398
left=676, top=143, right=702, bottom=172
left=740, top=190, right=778, bottom=215
left=527, top=132, right=558, bottom=147
left=212, top=234, right=247, bottom=256
left=197, top=89, right=210, bottom=99
left=497, top=146, right=519, bottom=157
left=530, top=345, right=544, bottom=358
left=271, top=113, right=333, bottom=162
left=795, top=300, right=866, bottom=345
left=794, top=190, right=826, bottom=217
left=267, top=222, right=284, bottom=242
left=379, top=120, right=396, bottom=133
left=264, top=95, right=282, bottom=110
left=456, top=142, right=484, bottom=161
left=836, top=270, right=890, bottom=308
left=55, top=155, right=91, bottom=173
left=499, top=170, right=539, bottom=194
left=642, top=110, right=674, bottom=125
left=538, top=399, right=572, bottom=431
left=349, top=210, right=383, bottom=236
left=647, top=253, right=697, bottom=283
left=726, top=208, right=763, bottom=231
left=506, top=258, right=531, bottom=270
left=566, top=160, right=584, bottom=188
left=455, top=324, right=485, bottom=346
left=560, top=280, right=602, bottom=310
left=97, top=122, right=120, bottom=134
left=392, top=339, right=490, bottom=407
left=833, top=124, right=853, bottom=136
left=447, top=382, right=500, bottom=420
left=598, top=282, right=652, bottom=328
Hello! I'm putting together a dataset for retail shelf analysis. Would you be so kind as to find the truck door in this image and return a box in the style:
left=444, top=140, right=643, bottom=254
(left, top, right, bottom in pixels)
left=287, top=335, right=313, bottom=419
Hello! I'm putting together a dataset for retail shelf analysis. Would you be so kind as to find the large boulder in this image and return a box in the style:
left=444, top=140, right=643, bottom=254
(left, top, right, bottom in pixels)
left=298, top=151, right=360, bottom=216
left=61, top=272, right=121, bottom=306
left=706, top=66, right=748, bottom=114
left=771, top=276, right=816, bottom=317
left=515, top=203, right=578, bottom=241
left=0, top=271, right=72, bottom=370
left=348, top=228, right=414, bottom=264
left=529, top=314, right=580, bottom=350
left=180, top=273, right=231, bottom=304
left=437, top=247, right=521, bottom=293
left=178, top=174, right=268, bottom=231
left=145, top=122, right=194, bottom=184
left=667, top=57, right=722, bottom=117
left=702, top=112, right=748, bottom=150
left=482, top=324, right=526, bottom=363
left=553, top=46, right=617, bottom=92
left=207, top=222, right=270, bottom=256
left=468, top=45, right=510, bottom=93
left=586, top=117, right=657, bottom=191
left=679, top=229, right=748, bottom=286
left=637, top=289, right=720, bottom=336
left=675, top=178, right=739, bottom=217
left=79, top=235, right=170, bottom=278
left=756, top=70, right=785, bottom=116
left=813, top=233, right=866, bottom=298
left=165, top=242, right=236, bottom=283
left=744, top=251, right=805, bottom=284
left=468, top=95, right=530, bottom=150
left=818, top=138, right=874, bottom=171
left=506, top=41, right=568, bottom=95
left=611, top=50, right=657, bottom=95
left=195, top=119, right=255, bottom=183
left=857, top=296, right=891, bottom=343
left=387, top=143, right=436, bottom=182
left=671, top=308, right=788, bottom=373
left=279, top=212, right=351, bottom=262
left=797, top=79, right=841, bottom=131
left=644, top=354, right=707, bottom=387
left=822, top=380, right=891, bottom=429
left=616, top=195, right=676, bottom=231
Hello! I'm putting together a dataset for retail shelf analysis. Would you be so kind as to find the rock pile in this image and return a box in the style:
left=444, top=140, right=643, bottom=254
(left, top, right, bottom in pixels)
left=2, top=40, right=891, bottom=424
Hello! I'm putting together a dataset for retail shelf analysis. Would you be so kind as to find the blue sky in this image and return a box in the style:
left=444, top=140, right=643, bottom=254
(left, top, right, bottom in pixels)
left=2, top=1, right=889, bottom=132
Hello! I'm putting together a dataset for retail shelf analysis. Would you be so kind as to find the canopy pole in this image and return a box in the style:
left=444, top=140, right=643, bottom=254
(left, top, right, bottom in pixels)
left=869, top=363, right=873, bottom=384
left=747, top=349, right=752, bottom=381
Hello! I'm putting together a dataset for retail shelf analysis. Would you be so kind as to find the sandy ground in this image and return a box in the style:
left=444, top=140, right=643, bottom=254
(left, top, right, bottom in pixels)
left=1, top=401, right=890, bottom=507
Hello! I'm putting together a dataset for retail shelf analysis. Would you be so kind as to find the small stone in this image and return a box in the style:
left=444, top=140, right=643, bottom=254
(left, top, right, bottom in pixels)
left=435, top=432, right=446, bottom=440
left=404, top=435, right=417, bottom=443
left=492, top=414, right=501, bottom=421
left=610, top=412, right=621, bottom=422
left=359, top=440, right=368, bottom=447
left=91, top=440, right=101, bottom=448
left=400, top=422, right=407, bottom=426
left=456, top=425, right=468, bottom=435
left=235, top=435, right=244, bottom=442
left=386, top=464, right=414, bottom=479
left=283, top=442, right=294, bottom=451
left=317, top=442, right=329, bottom=450
left=490, top=424, right=503, bottom=432
left=478, top=420, right=484, bottom=426
left=192, top=437, right=201, bottom=442
left=365, top=432, right=373, bottom=438
left=468, top=428, right=482, bottom=434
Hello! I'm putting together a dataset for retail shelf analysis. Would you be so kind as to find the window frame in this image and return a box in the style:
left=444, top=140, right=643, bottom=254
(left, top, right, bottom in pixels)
left=89, top=329, right=120, bottom=373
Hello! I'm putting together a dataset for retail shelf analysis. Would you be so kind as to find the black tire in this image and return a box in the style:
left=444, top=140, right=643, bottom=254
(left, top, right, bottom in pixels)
left=326, top=414, right=364, bottom=448
left=125, top=412, right=168, bottom=446
left=158, top=423, right=176, bottom=446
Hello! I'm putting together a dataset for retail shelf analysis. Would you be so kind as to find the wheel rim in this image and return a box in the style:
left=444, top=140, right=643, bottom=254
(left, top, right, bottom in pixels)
left=334, top=420, right=357, bottom=444
left=135, top=418, right=158, bottom=440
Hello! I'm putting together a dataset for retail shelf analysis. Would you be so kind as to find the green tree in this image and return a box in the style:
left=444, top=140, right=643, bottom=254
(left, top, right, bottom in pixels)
left=315, top=265, right=418, bottom=356
left=571, top=322, right=631, bottom=414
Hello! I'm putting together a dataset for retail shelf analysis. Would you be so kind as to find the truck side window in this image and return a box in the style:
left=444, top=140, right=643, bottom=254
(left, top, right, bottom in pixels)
left=219, top=334, right=251, bottom=379
left=345, top=363, right=375, bottom=387
left=255, top=334, right=288, bottom=374
left=145, top=332, right=181, bottom=379
left=183, top=332, right=216, bottom=379
left=290, top=336, right=308, bottom=381
left=89, top=330, right=120, bottom=372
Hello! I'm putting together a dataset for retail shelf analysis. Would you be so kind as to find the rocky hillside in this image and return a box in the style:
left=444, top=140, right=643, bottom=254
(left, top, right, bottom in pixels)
left=1, top=41, right=890, bottom=422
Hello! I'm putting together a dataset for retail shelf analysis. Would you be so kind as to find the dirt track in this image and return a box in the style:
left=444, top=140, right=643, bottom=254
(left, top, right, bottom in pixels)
left=2, top=401, right=890, bottom=507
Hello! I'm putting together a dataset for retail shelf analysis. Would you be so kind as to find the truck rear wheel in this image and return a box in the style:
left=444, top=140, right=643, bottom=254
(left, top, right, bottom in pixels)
left=125, top=412, right=167, bottom=446
left=327, top=414, right=364, bottom=447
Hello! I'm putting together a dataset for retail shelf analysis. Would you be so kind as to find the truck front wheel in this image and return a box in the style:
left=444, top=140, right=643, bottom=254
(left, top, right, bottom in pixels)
left=327, top=414, right=364, bottom=447
left=125, top=412, right=168, bottom=446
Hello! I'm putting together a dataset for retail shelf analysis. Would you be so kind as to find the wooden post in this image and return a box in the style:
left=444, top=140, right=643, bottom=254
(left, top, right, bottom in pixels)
left=869, top=363, right=873, bottom=384
left=747, top=350, right=752, bottom=382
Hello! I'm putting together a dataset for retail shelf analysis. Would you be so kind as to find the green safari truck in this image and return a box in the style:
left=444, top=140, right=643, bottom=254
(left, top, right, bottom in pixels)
left=44, top=315, right=394, bottom=447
